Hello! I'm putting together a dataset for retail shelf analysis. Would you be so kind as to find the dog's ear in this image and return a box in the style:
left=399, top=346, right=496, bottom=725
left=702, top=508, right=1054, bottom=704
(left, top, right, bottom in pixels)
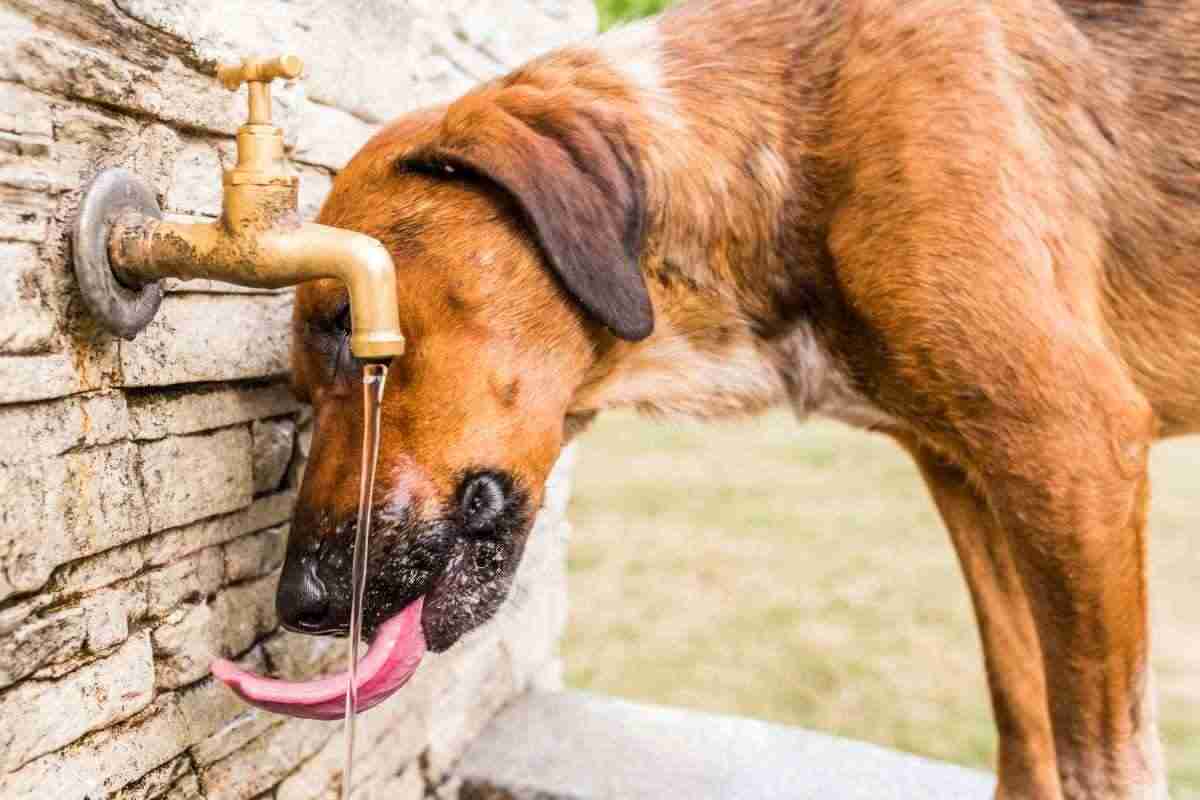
left=409, top=88, right=653, bottom=341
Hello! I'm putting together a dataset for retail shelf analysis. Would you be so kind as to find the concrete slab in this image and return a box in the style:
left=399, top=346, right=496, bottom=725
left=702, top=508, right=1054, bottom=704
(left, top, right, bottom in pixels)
left=455, top=690, right=996, bottom=800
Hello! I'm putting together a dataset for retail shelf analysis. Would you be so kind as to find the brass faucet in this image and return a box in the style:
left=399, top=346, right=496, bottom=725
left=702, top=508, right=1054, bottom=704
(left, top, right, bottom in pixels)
left=72, top=54, right=405, bottom=361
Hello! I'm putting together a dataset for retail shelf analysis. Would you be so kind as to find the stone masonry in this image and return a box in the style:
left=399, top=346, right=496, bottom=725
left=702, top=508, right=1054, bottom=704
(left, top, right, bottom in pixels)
left=0, top=1, right=594, bottom=797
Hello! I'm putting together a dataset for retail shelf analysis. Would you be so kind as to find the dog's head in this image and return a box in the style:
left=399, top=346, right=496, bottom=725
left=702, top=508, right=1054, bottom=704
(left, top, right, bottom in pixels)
left=278, top=75, right=651, bottom=658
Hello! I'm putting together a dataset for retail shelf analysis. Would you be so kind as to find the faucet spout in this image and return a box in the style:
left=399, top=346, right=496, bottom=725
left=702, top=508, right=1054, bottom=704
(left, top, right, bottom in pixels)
left=71, top=53, right=405, bottom=361
left=263, top=226, right=405, bottom=362
left=109, top=216, right=405, bottom=361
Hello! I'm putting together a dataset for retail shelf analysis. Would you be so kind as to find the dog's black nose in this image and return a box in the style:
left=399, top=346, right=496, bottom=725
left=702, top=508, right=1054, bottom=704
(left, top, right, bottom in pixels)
left=276, top=553, right=334, bottom=634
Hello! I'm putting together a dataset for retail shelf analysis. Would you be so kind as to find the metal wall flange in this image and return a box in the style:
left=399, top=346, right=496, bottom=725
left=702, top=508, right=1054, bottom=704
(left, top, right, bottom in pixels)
left=72, top=168, right=165, bottom=339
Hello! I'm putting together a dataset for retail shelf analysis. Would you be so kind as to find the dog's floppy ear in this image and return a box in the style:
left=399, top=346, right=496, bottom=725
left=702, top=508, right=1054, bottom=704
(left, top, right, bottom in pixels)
left=409, top=87, right=653, bottom=341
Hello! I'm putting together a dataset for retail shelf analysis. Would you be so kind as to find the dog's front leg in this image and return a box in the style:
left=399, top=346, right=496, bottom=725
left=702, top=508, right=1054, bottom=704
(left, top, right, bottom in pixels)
left=906, top=445, right=1062, bottom=799
left=896, top=337, right=1164, bottom=798
left=982, top=393, right=1167, bottom=800
left=898, top=343, right=1164, bottom=799
left=830, top=211, right=1166, bottom=797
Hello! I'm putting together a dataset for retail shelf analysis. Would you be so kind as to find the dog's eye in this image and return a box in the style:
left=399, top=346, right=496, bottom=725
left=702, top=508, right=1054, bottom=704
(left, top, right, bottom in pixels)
left=307, top=301, right=351, bottom=342
left=330, top=303, right=351, bottom=336
left=318, top=302, right=355, bottom=380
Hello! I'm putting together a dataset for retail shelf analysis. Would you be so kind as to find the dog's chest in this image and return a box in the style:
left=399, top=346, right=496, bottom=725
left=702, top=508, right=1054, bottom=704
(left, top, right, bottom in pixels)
left=776, top=323, right=899, bottom=432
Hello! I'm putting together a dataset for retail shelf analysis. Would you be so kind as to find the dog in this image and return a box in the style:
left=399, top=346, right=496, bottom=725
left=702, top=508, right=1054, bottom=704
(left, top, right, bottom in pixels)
left=269, top=1, right=1199, bottom=796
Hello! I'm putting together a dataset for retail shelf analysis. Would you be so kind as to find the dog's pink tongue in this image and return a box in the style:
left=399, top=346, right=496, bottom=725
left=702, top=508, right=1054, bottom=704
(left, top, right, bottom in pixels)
left=211, top=598, right=425, bottom=721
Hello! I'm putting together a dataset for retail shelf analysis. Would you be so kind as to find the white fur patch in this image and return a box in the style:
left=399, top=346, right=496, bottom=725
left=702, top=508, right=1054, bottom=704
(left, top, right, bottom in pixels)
left=592, top=17, right=686, bottom=136
left=571, top=320, right=896, bottom=431
left=572, top=333, right=786, bottom=419
left=1056, top=665, right=1170, bottom=800
left=1130, top=667, right=1170, bottom=800
left=779, top=322, right=898, bottom=430
left=751, top=144, right=791, bottom=201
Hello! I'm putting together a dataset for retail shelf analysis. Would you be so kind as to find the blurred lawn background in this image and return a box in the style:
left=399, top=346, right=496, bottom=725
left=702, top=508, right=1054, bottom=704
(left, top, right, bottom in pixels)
left=569, top=3, right=1200, bottom=794
left=596, top=0, right=670, bottom=30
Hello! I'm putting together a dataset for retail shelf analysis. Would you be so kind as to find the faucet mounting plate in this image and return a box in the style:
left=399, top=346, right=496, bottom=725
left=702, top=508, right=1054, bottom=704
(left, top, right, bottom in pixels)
left=73, top=168, right=165, bottom=340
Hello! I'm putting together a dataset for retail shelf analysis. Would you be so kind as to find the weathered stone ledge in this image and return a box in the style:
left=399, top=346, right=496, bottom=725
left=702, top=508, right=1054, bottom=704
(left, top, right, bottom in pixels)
left=455, top=690, right=997, bottom=800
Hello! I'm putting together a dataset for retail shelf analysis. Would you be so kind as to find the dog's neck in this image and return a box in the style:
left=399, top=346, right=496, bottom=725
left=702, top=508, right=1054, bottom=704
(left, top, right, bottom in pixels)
left=565, top=3, right=885, bottom=427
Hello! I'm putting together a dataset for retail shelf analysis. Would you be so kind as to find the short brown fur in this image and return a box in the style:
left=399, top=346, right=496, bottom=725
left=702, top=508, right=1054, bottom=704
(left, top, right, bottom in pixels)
left=291, top=2, right=1199, bottom=797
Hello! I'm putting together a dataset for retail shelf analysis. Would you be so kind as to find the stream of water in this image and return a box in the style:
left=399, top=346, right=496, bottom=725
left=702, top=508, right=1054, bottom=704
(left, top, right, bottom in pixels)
left=343, top=362, right=388, bottom=800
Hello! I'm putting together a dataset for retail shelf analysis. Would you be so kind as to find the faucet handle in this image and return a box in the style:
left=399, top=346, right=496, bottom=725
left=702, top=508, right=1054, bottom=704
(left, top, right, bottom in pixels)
left=217, top=55, right=304, bottom=125
left=217, top=55, right=304, bottom=90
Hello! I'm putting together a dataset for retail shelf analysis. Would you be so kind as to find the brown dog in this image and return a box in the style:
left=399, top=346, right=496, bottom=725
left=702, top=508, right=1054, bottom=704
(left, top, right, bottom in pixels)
left=273, top=1, right=1199, bottom=796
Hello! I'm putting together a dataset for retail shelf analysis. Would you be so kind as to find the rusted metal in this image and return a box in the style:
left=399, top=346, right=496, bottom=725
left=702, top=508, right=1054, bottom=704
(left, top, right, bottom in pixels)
left=76, top=53, right=405, bottom=360
left=71, top=168, right=164, bottom=339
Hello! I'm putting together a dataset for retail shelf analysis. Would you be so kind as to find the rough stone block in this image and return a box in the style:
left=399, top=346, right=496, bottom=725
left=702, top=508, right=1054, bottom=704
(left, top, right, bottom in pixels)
left=51, top=539, right=147, bottom=598
left=342, top=693, right=431, bottom=791
left=81, top=585, right=137, bottom=652
left=294, top=101, right=376, bottom=171
left=0, top=694, right=192, bottom=799
left=127, top=382, right=298, bottom=441
left=496, top=519, right=568, bottom=682
left=0, top=129, right=48, bottom=157
left=288, top=415, right=313, bottom=487
left=262, top=627, right=343, bottom=682
left=0, top=130, right=48, bottom=158
left=421, top=630, right=518, bottom=783
left=190, top=707, right=281, bottom=768
left=52, top=100, right=137, bottom=151
left=126, top=122, right=183, bottom=203
left=0, top=182, right=52, bottom=242
left=0, top=81, right=52, bottom=139
left=143, top=488, right=297, bottom=568
left=223, top=524, right=288, bottom=583
left=0, top=390, right=129, bottom=466
left=175, top=646, right=270, bottom=746
left=371, top=763, right=426, bottom=800
left=252, top=417, right=296, bottom=493
left=0, top=347, right=109, bottom=404
left=109, top=0, right=593, bottom=123
left=165, top=140, right=223, bottom=217
left=142, top=546, right=224, bottom=618
left=274, top=674, right=428, bottom=800
left=120, top=294, right=293, bottom=387
left=160, top=771, right=204, bottom=800
left=0, top=443, right=148, bottom=601
left=454, top=2, right=598, bottom=64
left=270, top=731, right=345, bottom=800
left=110, top=754, right=195, bottom=800
left=0, top=241, right=55, bottom=354
left=152, top=603, right=216, bottom=689
left=0, top=633, right=154, bottom=772
left=199, top=717, right=334, bottom=800
left=209, top=574, right=279, bottom=658
left=297, top=165, right=333, bottom=221
left=0, top=601, right=85, bottom=690
left=139, top=426, right=254, bottom=532
left=0, top=33, right=245, bottom=136
left=0, top=156, right=75, bottom=194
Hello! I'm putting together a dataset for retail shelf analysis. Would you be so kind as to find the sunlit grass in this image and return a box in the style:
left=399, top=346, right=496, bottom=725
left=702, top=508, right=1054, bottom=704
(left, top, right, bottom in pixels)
left=565, top=410, right=1200, bottom=796
left=595, top=0, right=672, bottom=30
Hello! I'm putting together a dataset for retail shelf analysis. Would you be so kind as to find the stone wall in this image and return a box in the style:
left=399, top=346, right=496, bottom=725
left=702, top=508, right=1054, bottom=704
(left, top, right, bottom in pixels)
left=0, top=1, right=593, bottom=797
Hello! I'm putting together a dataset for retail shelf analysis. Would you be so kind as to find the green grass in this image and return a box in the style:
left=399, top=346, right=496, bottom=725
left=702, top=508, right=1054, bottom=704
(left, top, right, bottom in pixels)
left=565, top=411, right=1200, bottom=796
left=595, top=0, right=672, bottom=30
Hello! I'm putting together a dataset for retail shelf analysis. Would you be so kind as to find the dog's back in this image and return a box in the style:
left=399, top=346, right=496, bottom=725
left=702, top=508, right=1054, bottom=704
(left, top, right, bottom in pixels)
left=1052, top=2, right=1200, bottom=433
